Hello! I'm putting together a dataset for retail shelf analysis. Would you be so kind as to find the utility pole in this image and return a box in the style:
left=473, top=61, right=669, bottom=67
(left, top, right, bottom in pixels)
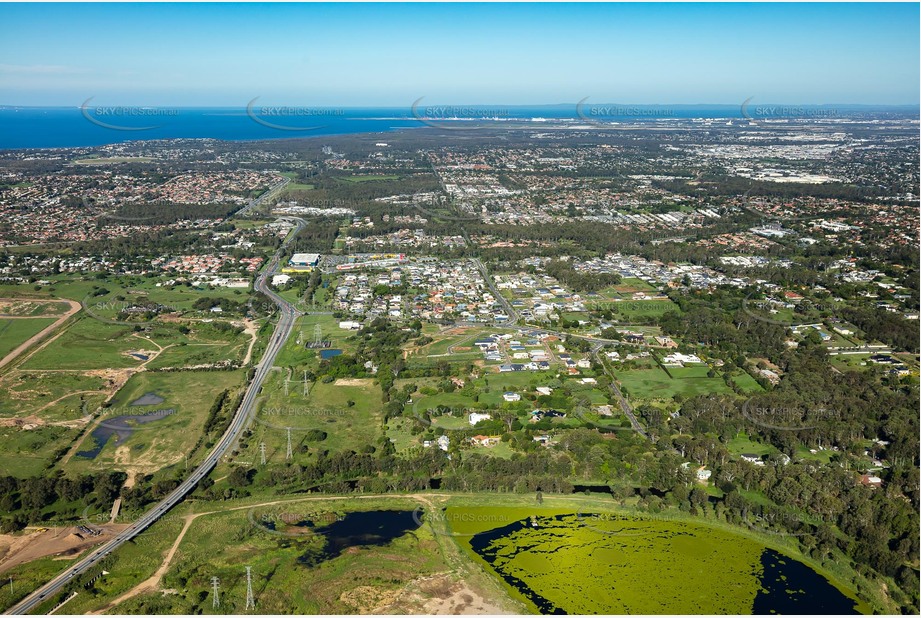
left=259, top=442, right=266, bottom=466
left=210, top=576, right=220, bottom=609
left=286, top=428, right=293, bottom=460
left=244, top=566, right=255, bottom=610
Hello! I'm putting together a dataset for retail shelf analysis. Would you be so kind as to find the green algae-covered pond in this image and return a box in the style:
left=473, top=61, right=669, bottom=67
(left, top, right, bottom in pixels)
left=446, top=507, right=868, bottom=615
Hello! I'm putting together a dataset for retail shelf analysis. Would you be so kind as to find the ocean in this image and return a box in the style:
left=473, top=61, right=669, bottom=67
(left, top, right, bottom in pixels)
left=0, top=104, right=914, bottom=150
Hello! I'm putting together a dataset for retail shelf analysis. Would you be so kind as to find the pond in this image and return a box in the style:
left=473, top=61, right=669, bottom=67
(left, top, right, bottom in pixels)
left=295, top=509, right=420, bottom=567
left=76, top=392, right=173, bottom=459
left=753, top=549, right=862, bottom=614
left=452, top=508, right=865, bottom=615
left=76, top=409, right=175, bottom=459
left=130, top=391, right=165, bottom=406
left=319, top=348, right=343, bottom=360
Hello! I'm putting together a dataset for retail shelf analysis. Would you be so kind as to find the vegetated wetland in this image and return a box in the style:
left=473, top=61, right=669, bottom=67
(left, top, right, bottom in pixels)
left=15, top=495, right=871, bottom=615
left=446, top=506, right=869, bottom=615
left=37, top=496, right=513, bottom=615
left=67, top=369, right=247, bottom=475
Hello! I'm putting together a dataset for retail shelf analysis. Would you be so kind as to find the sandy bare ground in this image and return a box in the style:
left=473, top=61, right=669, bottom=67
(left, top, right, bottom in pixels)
left=240, top=318, right=259, bottom=365
left=334, top=378, right=375, bottom=387
left=0, top=524, right=130, bottom=576
left=0, top=299, right=71, bottom=318
left=0, top=299, right=80, bottom=371
left=0, top=367, right=131, bottom=440
left=359, top=572, right=513, bottom=615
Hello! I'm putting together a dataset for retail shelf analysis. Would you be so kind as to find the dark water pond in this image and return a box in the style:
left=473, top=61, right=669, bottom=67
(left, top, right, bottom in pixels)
left=469, top=517, right=564, bottom=614
left=468, top=515, right=860, bottom=615
left=296, top=509, right=420, bottom=567
left=76, top=394, right=174, bottom=459
left=319, top=348, right=342, bottom=360
left=130, top=392, right=164, bottom=406
left=753, top=549, right=860, bottom=614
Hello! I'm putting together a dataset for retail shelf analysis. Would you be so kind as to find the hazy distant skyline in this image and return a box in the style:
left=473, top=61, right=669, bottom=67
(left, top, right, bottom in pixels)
left=2, top=2, right=919, bottom=107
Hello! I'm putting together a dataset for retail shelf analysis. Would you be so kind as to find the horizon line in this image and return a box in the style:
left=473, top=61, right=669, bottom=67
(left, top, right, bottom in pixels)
left=2, top=102, right=920, bottom=109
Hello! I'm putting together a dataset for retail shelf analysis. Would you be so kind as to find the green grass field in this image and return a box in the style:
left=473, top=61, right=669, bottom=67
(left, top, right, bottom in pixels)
left=286, top=182, right=316, bottom=191
left=0, top=425, right=80, bottom=477
left=727, top=432, right=778, bottom=457
left=598, top=278, right=659, bottom=295
left=0, top=317, right=56, bottom=359
left=591, top=299, right=681, bottom=322
left=828, top=354, right=874, bottom=371
left=731, top=370, right=764, bottom=393
left=614, top=364, right=734, bottom=401
left=20, top=318, right=149, bottom=370
left=415, top=327, right=503, bottom=357
left=241, top=374, right=383, bottom=460
left=0, top=370, right=111, bottom=422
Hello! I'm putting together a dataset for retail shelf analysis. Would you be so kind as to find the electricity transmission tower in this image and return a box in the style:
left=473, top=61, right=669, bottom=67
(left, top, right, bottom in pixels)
left=210, top=576, right=220, bottom=609
left=259, top=442, right=266, bottom=466
left=244, top=566, right=255, bottom=610
left=313, top=324, right=323, bottom=347
left=286, top=427, right=293, bottom=460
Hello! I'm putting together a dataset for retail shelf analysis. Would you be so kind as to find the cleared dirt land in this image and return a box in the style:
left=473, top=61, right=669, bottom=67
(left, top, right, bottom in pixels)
left=0, top=524, right=129, bottom=576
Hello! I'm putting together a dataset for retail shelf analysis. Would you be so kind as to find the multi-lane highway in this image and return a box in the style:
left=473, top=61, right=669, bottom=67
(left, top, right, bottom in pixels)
left=5, top=218, right=305, bottom=615
left=236, top=177, right=290, bottom=217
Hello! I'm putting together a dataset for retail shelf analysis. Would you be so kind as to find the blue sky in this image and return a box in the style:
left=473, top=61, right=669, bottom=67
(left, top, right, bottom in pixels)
left=1, top=2, right=918, bottom=106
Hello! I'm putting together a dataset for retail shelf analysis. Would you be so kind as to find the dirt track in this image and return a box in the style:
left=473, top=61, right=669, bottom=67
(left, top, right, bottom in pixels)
left=88, top=513, right=202, bottom=615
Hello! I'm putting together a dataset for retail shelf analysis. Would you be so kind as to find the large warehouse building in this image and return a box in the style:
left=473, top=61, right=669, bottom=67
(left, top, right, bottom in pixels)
left=286, top=253, right=321, bottom=271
